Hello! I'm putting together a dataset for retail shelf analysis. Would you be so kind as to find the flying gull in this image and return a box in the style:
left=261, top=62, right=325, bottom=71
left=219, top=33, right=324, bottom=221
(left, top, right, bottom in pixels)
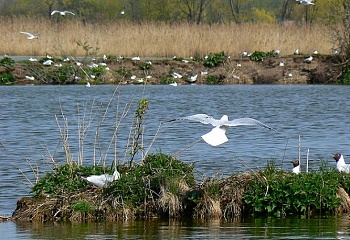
left=168, top=114, right=276, bottom=146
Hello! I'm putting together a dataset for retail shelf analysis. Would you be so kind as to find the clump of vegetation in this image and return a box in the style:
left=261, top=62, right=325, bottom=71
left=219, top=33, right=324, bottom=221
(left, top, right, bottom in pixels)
left=249, top=50, right=275, bottom=62
left=106, top=153, right=195, bottom=215
left=0, top=72, right=15, bottom=84
left=206, top=75, right=218, bottom=84
left=203, top=51, right=226, bottom=68
left=0, top=57, right=15, bottom=70
left=244, top=161, right=350, bottom=217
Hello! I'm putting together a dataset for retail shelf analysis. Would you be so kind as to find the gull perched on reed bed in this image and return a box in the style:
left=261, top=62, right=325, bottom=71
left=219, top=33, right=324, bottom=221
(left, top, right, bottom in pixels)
left=168, top=114, right=276, bottom=146
left=81, top=169, right=120, bottom=188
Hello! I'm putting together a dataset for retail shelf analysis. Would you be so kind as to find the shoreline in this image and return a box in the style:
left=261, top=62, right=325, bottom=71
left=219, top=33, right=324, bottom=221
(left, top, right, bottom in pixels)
left=0, top=54, right=344, bottom=86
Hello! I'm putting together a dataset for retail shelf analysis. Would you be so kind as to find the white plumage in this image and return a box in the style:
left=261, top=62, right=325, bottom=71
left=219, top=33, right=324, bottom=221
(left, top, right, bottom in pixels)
left=51, top=10, right=75, bottom=16
left=291, top=160, right=300, bottom=174
left=20, top=31, right=40, bottom=39
left=81, top=169, right=120, bottom=188
left=169, top=114, right=276, bottom=146
left=333, top=153, right=350, bottom=173
left=297, top=0, right=315, bottom=5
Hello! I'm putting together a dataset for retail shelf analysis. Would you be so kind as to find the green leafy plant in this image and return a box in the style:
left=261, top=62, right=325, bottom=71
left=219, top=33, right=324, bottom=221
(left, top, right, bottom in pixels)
left=106, top=153, right=196, bottom=207
left=249, top=50, right=275, bottom=62
left=0, top=57, right=15, bottom=70
left=244, top=161, right=344, bottom=217
left=203, top=51, right=226, bottom=68
left=206, top=75, right=218, bottom=84
left=0, top=72, right=15, bottom=84
left=72, top=200, right=94, bottom=212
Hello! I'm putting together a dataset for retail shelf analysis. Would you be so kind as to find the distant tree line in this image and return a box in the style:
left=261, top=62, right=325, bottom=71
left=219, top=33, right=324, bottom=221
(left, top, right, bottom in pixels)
left=0, top=0, right=346, bottom=24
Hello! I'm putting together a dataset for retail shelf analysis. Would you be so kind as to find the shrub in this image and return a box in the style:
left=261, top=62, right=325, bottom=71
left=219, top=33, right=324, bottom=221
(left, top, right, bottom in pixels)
left=244, top=161, right=345, bottom=217
left=105, top=153, right=196, bottom=207
left=0, top=72, right=15, bottom=84
left=203, top=51, right=226, bottom=68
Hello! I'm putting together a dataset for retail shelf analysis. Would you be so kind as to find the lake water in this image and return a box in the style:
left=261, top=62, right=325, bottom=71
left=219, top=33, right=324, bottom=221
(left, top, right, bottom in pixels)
left=1, top=84, right=350, bottom=238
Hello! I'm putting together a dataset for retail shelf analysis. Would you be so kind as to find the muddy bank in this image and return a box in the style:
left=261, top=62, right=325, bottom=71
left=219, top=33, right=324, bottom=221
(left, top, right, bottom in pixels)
left=1, top=54, right=344, bottom=85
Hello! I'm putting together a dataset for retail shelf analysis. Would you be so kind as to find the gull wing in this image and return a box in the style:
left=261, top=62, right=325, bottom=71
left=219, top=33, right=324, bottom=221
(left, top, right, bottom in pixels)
left=169, top=114, right=221, bottom=126
left=51, top=10, right=59, bottom=15
left=64, top=11, right=75, bottom=15
left=225, top=118, right=276, bottom=131
left=20, top=31, right=34, bottom=37
left=201, top=126, right=228, bottom=146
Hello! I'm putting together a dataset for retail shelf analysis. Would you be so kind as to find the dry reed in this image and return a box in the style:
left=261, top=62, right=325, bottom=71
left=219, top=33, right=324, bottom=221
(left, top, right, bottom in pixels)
left=1, top=16, right=334, bottom=58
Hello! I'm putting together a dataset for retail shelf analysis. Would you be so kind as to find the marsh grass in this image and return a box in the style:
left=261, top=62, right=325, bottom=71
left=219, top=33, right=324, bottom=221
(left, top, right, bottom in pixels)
left=1, top=16, right=334, bottom=57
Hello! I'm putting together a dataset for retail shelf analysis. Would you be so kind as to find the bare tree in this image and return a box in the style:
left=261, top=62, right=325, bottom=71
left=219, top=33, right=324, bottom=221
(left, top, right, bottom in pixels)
left=228, top=0, right=251, bottom=24
left=180, top=0, right=211, bottom=24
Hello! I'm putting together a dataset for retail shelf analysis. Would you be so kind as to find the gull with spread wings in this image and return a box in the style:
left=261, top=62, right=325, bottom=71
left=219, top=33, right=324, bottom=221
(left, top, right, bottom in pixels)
left=168, top=114, right=276, bottom=146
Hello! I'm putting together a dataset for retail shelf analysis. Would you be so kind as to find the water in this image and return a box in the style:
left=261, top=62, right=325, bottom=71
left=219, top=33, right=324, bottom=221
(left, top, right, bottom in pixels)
left=1, top=84, right=350, bottom=238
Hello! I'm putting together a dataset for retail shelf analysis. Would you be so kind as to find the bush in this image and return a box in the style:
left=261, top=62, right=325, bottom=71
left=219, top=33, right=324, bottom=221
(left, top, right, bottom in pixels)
left=0, top=72, right=15, bottom=84
left=106, top=153, right=196, bottom=207
left=244, top=161, right=346, bottom=217
left=203, top=51, right=226, bottom=68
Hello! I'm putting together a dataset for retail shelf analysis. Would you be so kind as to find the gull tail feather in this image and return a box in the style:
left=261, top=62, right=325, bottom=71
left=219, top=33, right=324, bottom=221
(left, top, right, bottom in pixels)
left=201, top=127, right=228, bottom=146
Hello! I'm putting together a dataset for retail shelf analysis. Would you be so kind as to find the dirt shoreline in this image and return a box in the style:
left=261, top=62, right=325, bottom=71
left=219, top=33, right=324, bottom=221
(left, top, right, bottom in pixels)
left=1, top=54, right=344, bottom=85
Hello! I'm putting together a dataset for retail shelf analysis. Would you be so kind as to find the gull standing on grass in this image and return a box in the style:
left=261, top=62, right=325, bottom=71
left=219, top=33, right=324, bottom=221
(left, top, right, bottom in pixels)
left=168, top=114, right=276, bottom=146
left=81, top=169, right=120, bottom=188
left=20, top=31, right=40, bottom=39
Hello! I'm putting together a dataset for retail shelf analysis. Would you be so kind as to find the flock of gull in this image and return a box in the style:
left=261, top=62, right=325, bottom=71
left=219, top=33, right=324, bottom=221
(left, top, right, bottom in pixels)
left=20, top=2, right=347, bottom=188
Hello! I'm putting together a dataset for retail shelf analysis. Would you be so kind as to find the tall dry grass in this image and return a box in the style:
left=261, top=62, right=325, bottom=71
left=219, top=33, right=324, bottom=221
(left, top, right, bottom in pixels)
left=1, top=16, right=334, bottom=58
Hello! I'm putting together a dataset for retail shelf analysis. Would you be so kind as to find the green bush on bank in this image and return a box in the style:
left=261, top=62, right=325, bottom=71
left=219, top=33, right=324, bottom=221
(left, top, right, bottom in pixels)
left=244, top=161, right=350, bottom=217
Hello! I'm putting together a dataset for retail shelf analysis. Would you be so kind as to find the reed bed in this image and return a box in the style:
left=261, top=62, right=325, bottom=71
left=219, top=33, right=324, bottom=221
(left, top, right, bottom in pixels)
left=1, top=16, right=334, bottom=58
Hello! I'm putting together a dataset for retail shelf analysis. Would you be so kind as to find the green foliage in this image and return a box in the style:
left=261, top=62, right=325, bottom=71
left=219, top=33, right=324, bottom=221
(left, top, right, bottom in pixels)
left=203, top=51, right=226, bottom=68
left=128, top=98, right=149, bottom=165
left=76, top=40, right=100, bottom=59
left=249, top=50, right=275, bottom=62
left=206, top=75, right=218, bottom=85
left=106, top=153, right=196, bottom=207
left=0, top=72, right=15, bottom=84
left=71, top=200, right=94, bottom=212
left=336, top=68, right=350, bottom=85
left=31, top=163, right=111, bottom=198
left=244, top=161, right=345, bottom=217
left=161, top=77, right=175, bottom=84
left=139, top=62, right=152, bottom=70
left=0, top=57, right=15, bottom=70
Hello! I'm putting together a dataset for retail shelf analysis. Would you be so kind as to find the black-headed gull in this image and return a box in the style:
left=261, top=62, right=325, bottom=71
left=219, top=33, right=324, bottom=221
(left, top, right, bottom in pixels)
left=291, top=160, right=300, bottom=174
left=20, top=31, right=40, bottom=39
left=169, top=114, right=276, bottom=146
left=51, top=10, right=75, bottom=15
left=81, top=169, right=120, bottom=188
left=333, top=153, right=350, bottom=173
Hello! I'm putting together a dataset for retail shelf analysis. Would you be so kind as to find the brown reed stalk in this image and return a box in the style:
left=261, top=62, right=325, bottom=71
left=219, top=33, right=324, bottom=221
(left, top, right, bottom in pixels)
left=1, top=16, right=333, bottom=58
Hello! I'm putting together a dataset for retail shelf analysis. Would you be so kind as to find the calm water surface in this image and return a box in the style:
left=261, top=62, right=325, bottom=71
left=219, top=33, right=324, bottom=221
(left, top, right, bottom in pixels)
left=1, top=85, right=350, bottom=238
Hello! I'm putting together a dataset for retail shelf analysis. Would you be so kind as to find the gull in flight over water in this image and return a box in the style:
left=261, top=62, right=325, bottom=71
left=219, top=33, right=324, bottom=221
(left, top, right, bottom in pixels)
left=81, top=169, right=120, bottom=188
left=168, top=114, right=276, bottom=146
left=51, top=10, right=75, bottom=15
left=20, top=31, right=40, bottom=39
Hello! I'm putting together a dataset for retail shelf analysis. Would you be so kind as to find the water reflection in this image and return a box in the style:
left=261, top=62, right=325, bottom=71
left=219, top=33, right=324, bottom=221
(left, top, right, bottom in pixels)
left=4, top=216, right=350, bottom=239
